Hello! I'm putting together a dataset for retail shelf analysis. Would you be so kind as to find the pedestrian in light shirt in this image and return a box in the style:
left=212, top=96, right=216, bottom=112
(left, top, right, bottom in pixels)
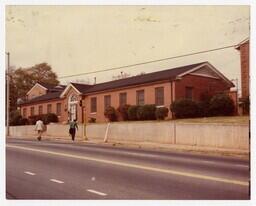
left=35, top=119, right=44, bottom=141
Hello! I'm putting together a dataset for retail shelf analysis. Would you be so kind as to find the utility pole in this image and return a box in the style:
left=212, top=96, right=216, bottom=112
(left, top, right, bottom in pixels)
left=6, top=52, right=10, bottom=136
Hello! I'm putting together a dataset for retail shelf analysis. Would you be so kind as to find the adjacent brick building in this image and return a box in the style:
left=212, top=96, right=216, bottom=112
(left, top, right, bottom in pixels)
left=18, top=62, right=234, bottom=123
left=235, top=38, right=250, bottom=99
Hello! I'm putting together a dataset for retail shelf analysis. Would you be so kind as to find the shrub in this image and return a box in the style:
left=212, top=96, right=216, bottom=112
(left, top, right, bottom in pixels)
left=19, top=118, right=29, bottom=125
left=88, top=117, right=96, bottom=123
left=170, top=99, right=200, bottom=119
left=10, top=110, right=22, bottom=126
left=127, top=105, right=140, bottom=120
left=137, top=104, right=156, bottom=120
left=155, top=107, right=169, bottom=120
left=197, top=92, right=212, bottom=117
left=104, top=106, right=117, bottom=122
left=43, top=113, right=58, bottom=124
left=209, top=93, right=235, bottom=116
left=29, top=113, right=58, bottom=125
left=117, top=104, right=131, bottom=121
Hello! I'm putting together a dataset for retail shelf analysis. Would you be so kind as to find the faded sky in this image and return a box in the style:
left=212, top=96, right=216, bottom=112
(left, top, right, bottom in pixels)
left=6, top=5, right=249, bottom=93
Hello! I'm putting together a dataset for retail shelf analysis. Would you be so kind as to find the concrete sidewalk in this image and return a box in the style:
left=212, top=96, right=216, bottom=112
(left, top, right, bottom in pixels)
left=7, top=135, right=249, bottom=159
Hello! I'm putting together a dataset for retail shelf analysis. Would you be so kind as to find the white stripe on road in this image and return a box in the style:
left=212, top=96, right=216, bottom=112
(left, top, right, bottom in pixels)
left=7, top=144, right=249, bottom=187
left=50, top=179, right=64, bottom=184
left=24, top=171, right=36, bottom=176
left=87, top=189, right=107, bottom=196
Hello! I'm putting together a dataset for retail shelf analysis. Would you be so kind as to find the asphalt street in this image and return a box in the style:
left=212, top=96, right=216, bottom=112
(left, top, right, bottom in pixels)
left=6, top=138, right=250, bottom=200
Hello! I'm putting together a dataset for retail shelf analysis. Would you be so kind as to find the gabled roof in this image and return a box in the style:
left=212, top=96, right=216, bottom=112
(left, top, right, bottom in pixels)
left=60, top=82, right=93, bottom=98
left=26, top=82, right=66, bottom=95
left=84, top=62, right=207, bottom=94
left=19, top=91, right=62, bottom=105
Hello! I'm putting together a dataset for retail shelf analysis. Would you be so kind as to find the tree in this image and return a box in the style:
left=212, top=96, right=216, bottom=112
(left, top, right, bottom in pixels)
left=9, top=63, right=59, bottom=112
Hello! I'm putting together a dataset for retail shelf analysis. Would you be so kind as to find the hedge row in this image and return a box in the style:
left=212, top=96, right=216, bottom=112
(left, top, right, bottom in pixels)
left=170, top=93, right=235, bottom=119
left=10, top=112, right=59, bottom=126
left=104, top=104, right=169, bottom=122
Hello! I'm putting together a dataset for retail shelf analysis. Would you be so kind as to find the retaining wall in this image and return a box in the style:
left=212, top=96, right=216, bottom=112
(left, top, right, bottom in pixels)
left=8, top=121, right=249, bottom=150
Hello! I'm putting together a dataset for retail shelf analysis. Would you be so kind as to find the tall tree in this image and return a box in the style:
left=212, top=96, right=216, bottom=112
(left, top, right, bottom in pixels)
left=9, top=63, right=59, bottom=111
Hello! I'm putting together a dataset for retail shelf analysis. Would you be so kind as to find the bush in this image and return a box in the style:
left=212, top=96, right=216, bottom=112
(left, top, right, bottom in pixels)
left=137, top=104, right=156, bottom=120
left=10, top=110, right=22, bottom=126
left=104, top=106, right=117, bottom=122
left=29, top=113, right=58, bottom=125
left=43, top=113, right=58, bottom=124
left=198, top=92, right=212, bottom=117
left=117, top=104, right=131, bottom=121
left=209, top=93, right=235, bottom=116
left=19, top=118, right=29, bottom=125
left=127, top=105, right=140, bottom=120
left=170, top=99, right=200, bottom=119
left=155, top=107, right=169, bottom=120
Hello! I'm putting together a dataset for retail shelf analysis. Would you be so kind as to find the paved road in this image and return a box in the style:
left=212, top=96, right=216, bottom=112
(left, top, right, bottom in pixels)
left=6, top=138, right=250, bottom=200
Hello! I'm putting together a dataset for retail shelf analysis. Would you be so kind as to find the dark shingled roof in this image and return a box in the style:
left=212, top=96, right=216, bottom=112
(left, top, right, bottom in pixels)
left=20, top=62, right=207, bottom=105
left=70, top=83, right=93, bottom=93
left=84, top=62, right=206, bottom=94
left=20, top=91, right=62, bottom=105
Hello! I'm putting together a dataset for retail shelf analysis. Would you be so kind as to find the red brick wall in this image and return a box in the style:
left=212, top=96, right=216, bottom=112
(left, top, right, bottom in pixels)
left=174, top=74, right=230, bottom=101
left=84, top=81, right=173, bottom=123
left=239, top=42, right=250, bottom=98
left=20, top=99, right=66, bottom=123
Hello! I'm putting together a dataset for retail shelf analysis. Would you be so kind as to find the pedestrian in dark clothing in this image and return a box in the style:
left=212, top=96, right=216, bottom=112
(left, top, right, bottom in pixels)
left=69, top=119, right=78, bottom=141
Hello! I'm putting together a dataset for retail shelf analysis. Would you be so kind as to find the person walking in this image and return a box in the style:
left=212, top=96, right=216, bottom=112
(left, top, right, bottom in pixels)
left=35, top=118, right=44, bottom=141
left=69, top=119, right=78, bottom=141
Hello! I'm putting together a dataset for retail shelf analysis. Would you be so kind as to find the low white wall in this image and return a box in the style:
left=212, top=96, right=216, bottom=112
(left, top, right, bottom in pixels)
left=9, top=121, right=249, bottom=150
left=104, top=121, right=175, bottom=144
left=9, top=124, right=84, bottom=140
left=175, top=123, right=249, bottom=150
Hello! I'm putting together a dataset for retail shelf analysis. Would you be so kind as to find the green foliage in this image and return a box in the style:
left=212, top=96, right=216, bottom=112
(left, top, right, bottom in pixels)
left=155, top=107, right=169, bottom=120
left=9, top=63, right=59, bottom=113
left=44, top=113, right=59, bottom=124
left=127, top=105, right=140, bottom=120
left=198, top=92, right=212, bottom=117
left=28, top=113, right=58, bottom=125
left=104, top=106, right=117, bottom=122
left=117, top=104, right=131, bottom=121
left=136, top=104, right=156, bottom=120
left=10, top=110, right=22, bottom=126
left=170, top=99, right=200, bottom=119
left=209, top=93, right=235, bottom=116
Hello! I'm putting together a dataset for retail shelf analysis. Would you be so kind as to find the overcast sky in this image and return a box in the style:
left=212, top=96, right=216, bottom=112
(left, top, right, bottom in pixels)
left=5, top=5, right=249, bottom=93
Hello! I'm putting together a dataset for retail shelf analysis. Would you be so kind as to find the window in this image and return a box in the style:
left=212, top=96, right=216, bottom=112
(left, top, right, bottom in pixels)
left=104, top=95, right=111, bottom=110
left=39, top=105, right=43, bottom=115
left=91, top=97, right=97, bottom=113
left=30, top=107, right=34, bottom=116
left=47, top=104, right=52, bottom=113
left=56, top=103, right=61, bottom=116
left=185, top=87, right=193, bottom=100
left=136, top=90, right=144, bottom=105
left=155, top=87, right=164, bottom=106
left=119, top=92, right=127, bottom=106
left=23, top=108, right=27, bottom=117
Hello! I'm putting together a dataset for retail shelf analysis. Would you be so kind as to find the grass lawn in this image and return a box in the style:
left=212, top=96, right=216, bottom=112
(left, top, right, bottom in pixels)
left=173, top=115, right=250, bottom=124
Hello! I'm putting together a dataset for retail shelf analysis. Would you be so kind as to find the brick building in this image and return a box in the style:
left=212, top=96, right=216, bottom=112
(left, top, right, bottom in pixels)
left=19, top=62, right=234, bottom=123
left=235, top=38, right=250, bottom=99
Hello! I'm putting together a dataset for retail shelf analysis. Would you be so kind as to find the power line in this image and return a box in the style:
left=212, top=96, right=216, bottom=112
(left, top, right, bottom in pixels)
left=58, top=44, right=238, bottom=79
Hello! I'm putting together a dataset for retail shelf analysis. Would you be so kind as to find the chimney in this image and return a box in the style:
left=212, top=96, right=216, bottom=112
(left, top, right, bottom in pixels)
left=94, top=77, right=96, bottom=85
